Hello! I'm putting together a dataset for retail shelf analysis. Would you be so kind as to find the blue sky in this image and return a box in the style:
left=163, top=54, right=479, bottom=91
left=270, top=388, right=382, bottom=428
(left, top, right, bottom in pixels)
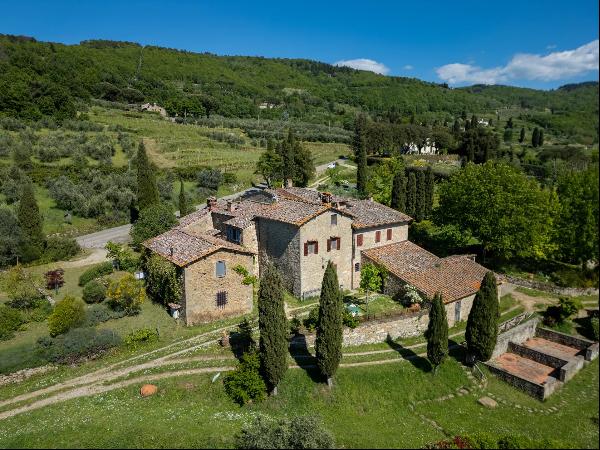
left=1, top=0, right=598, bottom=89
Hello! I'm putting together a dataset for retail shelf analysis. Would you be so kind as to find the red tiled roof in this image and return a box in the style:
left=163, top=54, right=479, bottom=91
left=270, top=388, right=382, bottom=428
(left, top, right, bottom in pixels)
left=143, top=228, right=254, bottom=267
left=362, top=241, right=495, bottom=303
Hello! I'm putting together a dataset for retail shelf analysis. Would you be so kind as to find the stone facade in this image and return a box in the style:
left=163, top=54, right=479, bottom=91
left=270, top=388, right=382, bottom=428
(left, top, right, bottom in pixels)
left=182, top=249, right=254, bottom=325
left=352, top=223, right=408, bottom=289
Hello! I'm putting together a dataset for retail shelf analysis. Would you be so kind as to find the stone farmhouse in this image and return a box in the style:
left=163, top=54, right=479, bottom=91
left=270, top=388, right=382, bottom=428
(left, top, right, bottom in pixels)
left=143, top=187, right=499, bottom=326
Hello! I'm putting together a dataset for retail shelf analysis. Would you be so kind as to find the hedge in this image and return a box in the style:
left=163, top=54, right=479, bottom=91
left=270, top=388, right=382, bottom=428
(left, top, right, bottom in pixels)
left=78, top=261, right=114, bottom=286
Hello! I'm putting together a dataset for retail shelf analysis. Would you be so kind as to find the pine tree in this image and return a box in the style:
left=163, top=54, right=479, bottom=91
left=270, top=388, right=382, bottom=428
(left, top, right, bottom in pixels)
left=390, top=169, right=407, bottom=212
left=538, top=129, right=544, bottom=146
left=424, top=166, right=435, bottom=218
left=425, top=293, right=448, bottom=371
left=406, top=171, right=417, bottom=218
left=258, top=263, right=288, bottom=395
left=136, top=141, right=159, bottom=211
left=17, top=182, right=44, bottom=261
left=519, top=127, right=525, bottom=143
left=414, top=170, right=426, bottom=221
left=315, top=261, right=343, bottom=386
left=178, top=179, right=188, bottom=217
left=465, top=272, right=499, bottom=362
left=532, top=128, right=540, bottom=148
left=354, top=114, right=368, bottom=197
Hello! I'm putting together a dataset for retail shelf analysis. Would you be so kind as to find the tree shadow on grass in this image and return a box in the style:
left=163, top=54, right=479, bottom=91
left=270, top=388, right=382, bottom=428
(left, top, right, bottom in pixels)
left=385, top=335, right=432, bottom=373
left=448, top=338, right=468, bottom=363
left=289, top=333, right=324, bottom=383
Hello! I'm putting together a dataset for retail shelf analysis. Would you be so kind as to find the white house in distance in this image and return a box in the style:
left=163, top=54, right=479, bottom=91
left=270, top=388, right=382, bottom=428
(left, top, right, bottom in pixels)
left=140, top=102, right=167, bottom=117
left=403, top=138, right=438, bottom=155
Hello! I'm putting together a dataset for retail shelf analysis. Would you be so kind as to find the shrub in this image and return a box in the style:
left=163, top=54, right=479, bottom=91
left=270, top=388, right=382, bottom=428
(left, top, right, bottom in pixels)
left=47, top=296, right=86, bottom=337
left=144, top=253, right=182, bottom=304
left=426, top=433, right=567, bottom=449
left=235, top=415, right=335, bottom=449
left=105, top=273, right=146, bottom=315
left=223, top=350, right=266, bottom=405
left=343, top=309, right=360, bottom=329
left=590, top=317, right=599, bottom=341
left=42, top=236, right=81, bottom=262
left=4, top=265, right=45, bottom=309
left=543, top=296, right=582, bottom=326
left=44, top=269, right=65, bottom=290
left=25, top=300, right=53, bottom=323
left=0, top=306, right=26, bottom=341
left=78, top=261, right=114, bottom=286
left=105, top=242, right=140, bottom=272
left=36, top=327, right=121, bottom=364
left=82, top=280, right=107, bottom=304
left=130, top=203, right=177, bottom=247
left=303, top=306, right=319, bottom=332
left=84, top=304, right=126, bottom=326
left=124, top=327, right=159, bottom=348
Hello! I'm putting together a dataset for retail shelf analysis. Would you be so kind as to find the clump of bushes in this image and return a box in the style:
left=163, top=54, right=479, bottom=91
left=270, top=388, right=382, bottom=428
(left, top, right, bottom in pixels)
left=105, top=242, right=140, bottom=272
left=343, top=309, right=360, bottom=329
left=36, top=327, right=121, bottom=364
left=425, top=433, right=567, bottom=449
left=543, top=296, right=582, bottom=327
left=303, top=306, right=320, bottom=332
left=0, top=306, right=26, bottom=341
left=124, top=327, right=159, bottom=348
left=106, top=273, right=146, bottom=315
left=41, top=236, right=81, bottom=263
left=235, top=415, right=335, bottom=449
left=47, top=296, right=86, bottom=337
left=78, top=261, right=114, bottom=286
left=82, top=280, right=107, bottom=304
left=223, top=351, right=266, bottom=406
left=84, top=303, right=126, bottom=326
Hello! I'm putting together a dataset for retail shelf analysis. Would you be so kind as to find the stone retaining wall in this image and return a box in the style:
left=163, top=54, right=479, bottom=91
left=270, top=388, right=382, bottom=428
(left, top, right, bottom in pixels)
left=484, top=362, right=560, bottom=401
left=491, top=317, right=539, bottom=359
left=505, top=275, right=598, bottom=297
left=535, top=327, right=598, bottom=361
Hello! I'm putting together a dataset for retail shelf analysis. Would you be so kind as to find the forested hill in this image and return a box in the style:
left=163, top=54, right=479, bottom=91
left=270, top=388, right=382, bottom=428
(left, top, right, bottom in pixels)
left=0, top=34, right=597, bottom=141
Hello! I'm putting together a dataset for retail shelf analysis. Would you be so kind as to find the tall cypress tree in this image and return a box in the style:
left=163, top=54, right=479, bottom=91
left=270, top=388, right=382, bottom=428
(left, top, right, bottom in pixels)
left=17, top=182, right=44, bottom=261
left=406, top=171, right=417, bottom=218
left=532, top=128, right=540, bottom=148
left=414, top=170, right=426, bottom=222
left=465, top=272, right=499, bottom=362
left=136, top=141, right=159, bottom=211
left=390, top=169, right=407, bottom=212
left=315, top=261, right=343, bottom=387
left=178, top=179, right=188, bottom=217
left=258, top=263, right=288, bottom=395
left=424, top=166, right=435, bottom=218
left=538, top=129, right=544, bottom=146
left=353, top=114, right=368, bottom=198
left=425, top=292, right=448, bottom=371
left=519, top=127, right=525, bottom=143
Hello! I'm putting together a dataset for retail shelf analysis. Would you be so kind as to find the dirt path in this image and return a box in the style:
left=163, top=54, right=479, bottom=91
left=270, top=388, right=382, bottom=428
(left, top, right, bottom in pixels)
left=511, top=290, right=557, bottom=313
left=60, top=248, right=109, bottom=268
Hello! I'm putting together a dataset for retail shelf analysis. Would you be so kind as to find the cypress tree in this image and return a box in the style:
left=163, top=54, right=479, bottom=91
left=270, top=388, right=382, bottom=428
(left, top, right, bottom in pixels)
left=354, top=115, right=369, bottom=198
left=425, top=293, right=448, bottom=371
left=519, top=127, right=525, bottom=143
left=414, top=170, right=426, bottom=222
left=424, top=166, right=435, bottom=218
left=178, top=179, right=188, bottom=217
left=315, top=261, right=343, bottom=387
left=406, top=171, right=417, bottom=218
left=258, top=263, right=288, bottom=395
left=465, top=272, right=499, bottom=362
left=17, top=182, right=44, bottom=261
left=136, top=141, right=159, bottom=211
left=452, top=119, right=461, bottom=136
left=470, top=114, right=478, bottom=129
left=390, top=169, right=407, bottom=212
left=538, top=129, right=544, bottom=146
left=532, top=128, right=540, bottom=148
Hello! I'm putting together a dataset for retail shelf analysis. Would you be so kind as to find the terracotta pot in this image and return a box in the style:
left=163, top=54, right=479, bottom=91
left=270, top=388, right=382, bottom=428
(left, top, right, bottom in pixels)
left=140, top=384, right=158, bottom=397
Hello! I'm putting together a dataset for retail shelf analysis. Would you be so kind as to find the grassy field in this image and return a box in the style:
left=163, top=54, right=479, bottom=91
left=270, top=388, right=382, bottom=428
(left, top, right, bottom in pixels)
left=0, top=353, right=596, bottom=448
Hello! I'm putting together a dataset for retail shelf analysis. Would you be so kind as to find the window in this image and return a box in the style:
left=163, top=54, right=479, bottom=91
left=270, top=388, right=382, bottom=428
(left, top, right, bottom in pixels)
left=375, top=230, right=381, bottom=243
left=327, top=237, right=340, bottom=251
left=356, top=234, right=363, bottom=247
left=216, top=291, right=228, bottom=309
left=454, top=301, right=462, bottom=323
left=226, top=226, right=241, bottom=244
left=330, top=213, right=338, bottom=225
left=216, top=261, right=226, bottom=278
left=387, top=228, right=393, bottom=241
left=304, top=241, right=319, bottom=255
left=354, top=262, right=360, bottom=272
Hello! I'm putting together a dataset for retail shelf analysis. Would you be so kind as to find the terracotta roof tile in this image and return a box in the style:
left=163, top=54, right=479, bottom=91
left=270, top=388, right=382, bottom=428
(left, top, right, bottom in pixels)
left=362, top=241, right=496, bottom=303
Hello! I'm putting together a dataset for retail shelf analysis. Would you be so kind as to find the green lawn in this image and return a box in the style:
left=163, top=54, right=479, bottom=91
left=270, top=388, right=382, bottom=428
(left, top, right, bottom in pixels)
left=0, top=356, right=596, bottom=448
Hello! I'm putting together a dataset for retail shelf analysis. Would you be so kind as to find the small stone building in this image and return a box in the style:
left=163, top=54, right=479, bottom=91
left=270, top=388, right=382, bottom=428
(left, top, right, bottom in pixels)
left=362, top=241, right=503, bottom=327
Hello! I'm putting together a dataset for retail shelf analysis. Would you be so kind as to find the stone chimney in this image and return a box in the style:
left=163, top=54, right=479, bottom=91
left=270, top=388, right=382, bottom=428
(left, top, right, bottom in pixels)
left=334, top=201, right=346, bottom=210
left=285, top=178, right=293, bottom=188
left=207, top=196, right=217, bottom=211
left=320, top=192, right=333, bottom=204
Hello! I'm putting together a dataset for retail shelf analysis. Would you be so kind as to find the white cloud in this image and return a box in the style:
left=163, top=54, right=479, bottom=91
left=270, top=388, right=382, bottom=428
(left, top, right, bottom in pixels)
left=334, top=58, right=390, bottom=75
left=436, top=40, right=599, bottom=85
left=403, top=64, right=414, bottom=70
